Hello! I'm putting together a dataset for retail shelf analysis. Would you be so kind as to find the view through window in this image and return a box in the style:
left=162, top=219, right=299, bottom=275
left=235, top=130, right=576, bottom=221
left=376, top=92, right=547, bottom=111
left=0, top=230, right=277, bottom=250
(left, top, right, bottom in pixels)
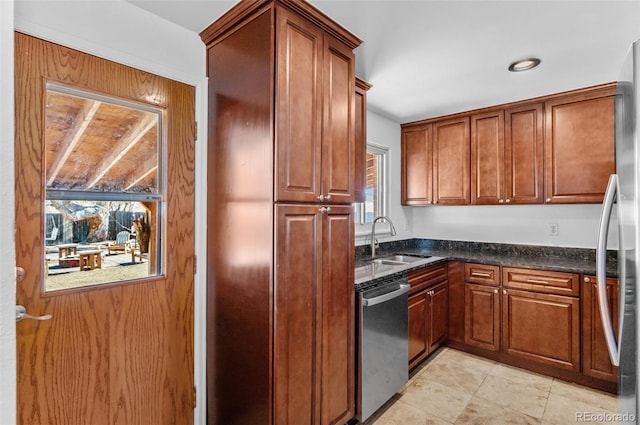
left=44, top=83, right=164, bottom=291
left=355, top=145, right=388, bottom=225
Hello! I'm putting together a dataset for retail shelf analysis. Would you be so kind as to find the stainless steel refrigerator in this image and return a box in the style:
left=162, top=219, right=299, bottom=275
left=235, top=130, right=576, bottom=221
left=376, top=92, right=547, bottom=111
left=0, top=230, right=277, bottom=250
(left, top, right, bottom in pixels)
left=597, top=39, right=640, bottom=424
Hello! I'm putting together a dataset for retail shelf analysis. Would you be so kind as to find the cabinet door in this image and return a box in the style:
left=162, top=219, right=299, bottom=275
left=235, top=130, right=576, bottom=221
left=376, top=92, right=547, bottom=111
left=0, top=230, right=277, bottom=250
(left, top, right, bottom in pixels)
left=322, top=35, right=356, bottom=204
left=321, top=206, right=355, bottom=424
left=505, top=103, right=544, bottom=204
left=275, top=205, right=322, bottom=424
left=401, top=124, right=432, bottom=205
left=275, top=205, right=355, bottom=425
left=544, top=87, right=616, bottom=203
left=502, top=288, right=580, bottom=371
left=428, top=282, right=449, bottom=352
left=471, top=111, right=504, bottom=205
left=408, top=291, right=428, bottom=369
left=582, top=276, right=619, bottom=382
left=354, top=79, right=371, bottom=203
left=433, top=117, right=470, bottom=205
left=276, top=10, right=323, bottom=202
left=464, top=283, right=500, bottom=351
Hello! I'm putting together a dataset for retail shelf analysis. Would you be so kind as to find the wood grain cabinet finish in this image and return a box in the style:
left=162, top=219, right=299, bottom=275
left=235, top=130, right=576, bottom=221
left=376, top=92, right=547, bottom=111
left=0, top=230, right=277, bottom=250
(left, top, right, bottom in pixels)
left=544, top=87, right=616, bottom=204
left=401, top=124, right=433, bottom=205
left=202, top=2, right=360, bottom=424
left=447, top=261, right=466, bottom=344
left=471, top=110, right=505, bottom=205
left=275, top=7, right=356, bottom=204
left=407, top=264, right=449, bottom=370
left=505, top=103, right=544, bottom=204
left=465, top=283, right=501, bottom=351
left=354, top=78, right=372, bottom=203
left=464, top=263, right=500, bottom=352
left=433, top=117, right=471, bottom=205
left=501, top=267, right=581, bottom=371
left=502, top=288, right=580, bottom=372
left=275, top=205, right=355, bottom=425
left=582, top=276, right=619, bottom=382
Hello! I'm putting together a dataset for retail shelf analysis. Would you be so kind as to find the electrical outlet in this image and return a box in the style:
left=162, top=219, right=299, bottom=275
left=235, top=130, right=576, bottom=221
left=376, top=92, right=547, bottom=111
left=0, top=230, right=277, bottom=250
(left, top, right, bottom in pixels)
left=548, top=223, right=559, bottom=236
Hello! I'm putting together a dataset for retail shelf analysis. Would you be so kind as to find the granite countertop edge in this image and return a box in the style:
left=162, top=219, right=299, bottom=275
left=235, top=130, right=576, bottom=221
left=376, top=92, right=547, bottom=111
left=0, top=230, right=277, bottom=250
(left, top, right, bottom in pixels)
left=355, top=239, right=618, bottom=289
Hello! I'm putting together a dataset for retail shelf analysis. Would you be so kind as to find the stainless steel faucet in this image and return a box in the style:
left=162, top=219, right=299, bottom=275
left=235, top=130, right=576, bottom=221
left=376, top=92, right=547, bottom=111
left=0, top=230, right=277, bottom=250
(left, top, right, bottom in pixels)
left=370, top=216, right=397, bottom=258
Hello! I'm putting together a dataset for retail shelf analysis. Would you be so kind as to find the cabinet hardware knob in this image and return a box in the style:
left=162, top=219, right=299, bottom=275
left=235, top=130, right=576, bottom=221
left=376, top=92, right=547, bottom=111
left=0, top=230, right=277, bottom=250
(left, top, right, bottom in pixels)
left=494, top=289, right=498, bottom=294
left=546, top=198, right=552, bottom=203
left=584, top=277, right=591, bottom=283
left=503, top=289, right=507, bottom=294
left=499, top=199, right=504, bottom=204
left=324, top=194, right=332, bottom=201
left=319, top=207, right=327, bottom=213
left=317, top=195, right=325, bottom=202
left=505, top=199, right=511, bottom=203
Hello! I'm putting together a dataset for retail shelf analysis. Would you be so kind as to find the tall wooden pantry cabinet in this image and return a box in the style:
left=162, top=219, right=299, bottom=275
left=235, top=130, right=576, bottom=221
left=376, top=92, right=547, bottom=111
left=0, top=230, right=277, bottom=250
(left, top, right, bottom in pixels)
left=201, top=1, right=361, bottom=424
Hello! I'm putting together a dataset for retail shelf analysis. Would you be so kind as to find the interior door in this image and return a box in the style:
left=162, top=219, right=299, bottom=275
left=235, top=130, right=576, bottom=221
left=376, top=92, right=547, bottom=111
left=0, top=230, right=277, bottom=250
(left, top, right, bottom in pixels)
left=14, top=33, right=195, bottom=424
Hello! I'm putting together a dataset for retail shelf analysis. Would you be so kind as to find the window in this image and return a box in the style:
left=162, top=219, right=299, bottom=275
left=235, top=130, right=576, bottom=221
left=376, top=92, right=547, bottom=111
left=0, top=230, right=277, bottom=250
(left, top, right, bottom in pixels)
left=43, top=82, right=164, bottom=291
left=355, top=144, right=388, bottom=226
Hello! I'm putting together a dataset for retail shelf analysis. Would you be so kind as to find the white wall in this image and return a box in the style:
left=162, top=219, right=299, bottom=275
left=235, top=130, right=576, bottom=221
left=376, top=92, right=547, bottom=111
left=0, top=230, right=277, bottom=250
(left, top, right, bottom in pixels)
left=413, top=203, right=615, bottom=249
left=0, top=1, right=16, bottom=423
left=9, top=1, right=208, bottom=422
left=356, top=110, right=414, bottom=246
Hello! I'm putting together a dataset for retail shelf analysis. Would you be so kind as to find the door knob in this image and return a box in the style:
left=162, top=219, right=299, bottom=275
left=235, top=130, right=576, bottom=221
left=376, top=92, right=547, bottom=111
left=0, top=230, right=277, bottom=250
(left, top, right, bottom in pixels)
left=15, top=305, right=52, bottom=322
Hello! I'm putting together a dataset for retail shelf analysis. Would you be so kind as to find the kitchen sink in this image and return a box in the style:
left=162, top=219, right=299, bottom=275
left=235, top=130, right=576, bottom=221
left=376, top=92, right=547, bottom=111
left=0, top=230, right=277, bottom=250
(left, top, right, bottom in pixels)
left=370, top=254, right=430, bottom=265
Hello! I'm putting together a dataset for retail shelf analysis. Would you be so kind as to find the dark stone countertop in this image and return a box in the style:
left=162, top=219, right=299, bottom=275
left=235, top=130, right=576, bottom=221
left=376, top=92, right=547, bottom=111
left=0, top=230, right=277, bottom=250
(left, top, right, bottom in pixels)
left=355, top=239, right=618, bottom=288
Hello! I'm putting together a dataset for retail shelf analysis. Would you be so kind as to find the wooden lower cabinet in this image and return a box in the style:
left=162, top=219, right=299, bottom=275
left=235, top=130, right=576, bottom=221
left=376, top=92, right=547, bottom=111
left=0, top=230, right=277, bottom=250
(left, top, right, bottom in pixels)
left=465, top=283, right=500, bottom=351
left=407, top=264, right=449, bottom=370
left=582, top=275, right=619, bottom=382
left=408, top=291, right=428, bottom=366
left=275, top=205, right=354, bottom=424
left=502, top=288, right=580, bottom=372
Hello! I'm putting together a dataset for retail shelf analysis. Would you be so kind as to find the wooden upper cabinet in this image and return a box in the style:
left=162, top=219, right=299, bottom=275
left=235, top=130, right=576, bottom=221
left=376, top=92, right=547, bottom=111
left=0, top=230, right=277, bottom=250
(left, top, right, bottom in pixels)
left=354, top=78, right=371, bottom=203
left=471, top=110, right=504, bottom=205
left=401, top=124, right=433, bottom=205
left=505, top=103, right=544, bottom=204
left=275, top=8, right=356, bottom=204
left=544, top=86, right=616, bottom=203
left=433, top=117, right=470, bottom=205
left=322, top=36, right=356, bottom=203
left=471, top=104, right=543, bottom=205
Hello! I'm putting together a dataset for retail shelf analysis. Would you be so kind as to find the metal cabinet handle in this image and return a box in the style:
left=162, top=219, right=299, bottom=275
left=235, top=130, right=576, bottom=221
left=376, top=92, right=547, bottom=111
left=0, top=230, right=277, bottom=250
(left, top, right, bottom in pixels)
left=317, top=195, right=325, bottom=202
left=16, top=305, right=52, bottom=322
left=503, top=289, right=507, bottom=295
left=319, top=207, right=331, bottom=214
left=362, top=284, right=410, bottom=307
left=324, top=194, right=332, bottom=202
left=505, top=199, right=511, bottom=204
left=493, top=289, right=498, bottom=294
left=546, top=198, right=552, bottom=203
left=472, top=272, right=492, bottom=278
left=498, top=199, right=504, bottom=204
left=584, top=277, right=591, bottom=283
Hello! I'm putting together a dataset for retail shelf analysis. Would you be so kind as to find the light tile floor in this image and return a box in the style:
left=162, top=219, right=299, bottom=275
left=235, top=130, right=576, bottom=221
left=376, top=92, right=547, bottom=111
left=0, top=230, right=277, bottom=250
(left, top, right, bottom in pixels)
left=370, top=348, right=621, bottom=425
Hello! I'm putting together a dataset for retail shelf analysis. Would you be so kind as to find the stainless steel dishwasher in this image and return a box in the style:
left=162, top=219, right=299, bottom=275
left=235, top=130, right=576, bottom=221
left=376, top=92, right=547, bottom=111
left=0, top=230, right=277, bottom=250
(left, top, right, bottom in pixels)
left=357, top=275, right=410, bottom=422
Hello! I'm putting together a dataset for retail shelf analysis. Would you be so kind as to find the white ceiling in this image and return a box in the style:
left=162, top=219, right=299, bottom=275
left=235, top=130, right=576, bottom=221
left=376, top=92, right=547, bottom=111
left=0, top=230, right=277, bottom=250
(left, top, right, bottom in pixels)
left=127, top=0, right=640, bottom=123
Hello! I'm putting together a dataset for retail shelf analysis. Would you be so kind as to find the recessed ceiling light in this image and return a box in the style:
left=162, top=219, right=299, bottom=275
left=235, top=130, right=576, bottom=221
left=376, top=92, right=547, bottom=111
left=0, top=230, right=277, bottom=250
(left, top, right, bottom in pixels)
left=508, top=58, right=541, bottom=72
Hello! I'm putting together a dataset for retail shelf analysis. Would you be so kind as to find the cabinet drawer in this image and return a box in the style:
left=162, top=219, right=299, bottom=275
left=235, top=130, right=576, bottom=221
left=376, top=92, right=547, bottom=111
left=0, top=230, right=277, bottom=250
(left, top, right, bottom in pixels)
left=465, top=263, right=500, bottom=286
left=408, top=263, right=448, bottom=294
left=503, top=267, right=579, bottom=296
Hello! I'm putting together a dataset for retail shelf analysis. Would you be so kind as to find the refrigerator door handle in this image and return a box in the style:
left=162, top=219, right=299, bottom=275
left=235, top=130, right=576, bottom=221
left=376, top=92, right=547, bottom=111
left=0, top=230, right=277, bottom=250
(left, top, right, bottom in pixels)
left=596, top=174, right=620, bottom=366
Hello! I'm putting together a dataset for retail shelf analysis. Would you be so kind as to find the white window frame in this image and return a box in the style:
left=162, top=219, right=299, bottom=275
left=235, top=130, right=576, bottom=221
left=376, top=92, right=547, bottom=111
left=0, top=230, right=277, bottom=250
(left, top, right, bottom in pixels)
left=355, top=143, right=391, bottom=239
